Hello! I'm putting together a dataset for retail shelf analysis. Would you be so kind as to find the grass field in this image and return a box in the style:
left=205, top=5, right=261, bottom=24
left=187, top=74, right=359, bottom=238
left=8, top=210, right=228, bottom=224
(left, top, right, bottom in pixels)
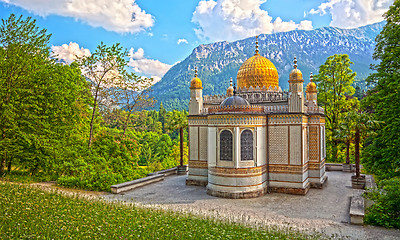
left=0, top=181, right=321, bottom=239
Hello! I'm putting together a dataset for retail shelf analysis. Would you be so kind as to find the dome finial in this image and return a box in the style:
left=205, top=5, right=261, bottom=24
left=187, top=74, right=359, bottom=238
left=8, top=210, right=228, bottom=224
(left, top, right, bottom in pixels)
left=255, top=35, right=259, bottom=55
left=293, top=57, right=297, bottom=69
left=310, top=72, right=313, bottom=82
left=230, top=77, right=233, bottom=86
left=194, top=67, right=198, bottom=77
left=233, top=83, right=237, bottom=95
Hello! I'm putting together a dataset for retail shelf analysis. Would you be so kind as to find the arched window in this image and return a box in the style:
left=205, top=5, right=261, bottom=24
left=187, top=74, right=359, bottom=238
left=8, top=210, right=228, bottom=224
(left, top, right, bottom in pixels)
left=241, top=130, right=253, bottom=160
left=220, top=130, right=233, bottom=161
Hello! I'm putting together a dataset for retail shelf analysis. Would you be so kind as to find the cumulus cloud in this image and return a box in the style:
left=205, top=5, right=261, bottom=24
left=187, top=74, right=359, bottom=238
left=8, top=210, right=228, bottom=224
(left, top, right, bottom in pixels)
left=309, top=0, right=393, bottom=29
left=51, top=42, right=91, bottom=64
left=128, top=48, right=172, bottom=82
left=192, top=0, right=314, bottom=42
left=177, top=38, right=188, bottom=44
left=0, top=0, right=154, bottom=33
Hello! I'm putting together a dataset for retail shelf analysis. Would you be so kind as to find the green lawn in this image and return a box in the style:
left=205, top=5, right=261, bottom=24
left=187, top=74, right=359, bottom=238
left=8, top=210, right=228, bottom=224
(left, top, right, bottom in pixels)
left=0, top=182, right=322, bottom=239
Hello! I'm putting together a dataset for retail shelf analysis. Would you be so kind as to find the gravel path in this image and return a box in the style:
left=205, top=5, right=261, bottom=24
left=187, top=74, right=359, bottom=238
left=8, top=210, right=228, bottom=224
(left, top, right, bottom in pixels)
left=103, top=171, right=400, bottom=240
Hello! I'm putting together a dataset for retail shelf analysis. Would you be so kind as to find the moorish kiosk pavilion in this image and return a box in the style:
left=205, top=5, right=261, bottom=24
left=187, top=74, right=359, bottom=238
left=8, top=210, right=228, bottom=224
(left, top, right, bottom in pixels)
left=186, top=37, right=327, bottom=198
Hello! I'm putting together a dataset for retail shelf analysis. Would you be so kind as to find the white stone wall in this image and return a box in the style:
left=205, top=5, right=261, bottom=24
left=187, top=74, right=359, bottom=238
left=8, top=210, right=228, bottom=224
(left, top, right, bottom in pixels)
left=256, top=127, right=266, bottom=166
left=189, top=89, right=203, bottom=115
left=208, top=127, right=217, bottom=167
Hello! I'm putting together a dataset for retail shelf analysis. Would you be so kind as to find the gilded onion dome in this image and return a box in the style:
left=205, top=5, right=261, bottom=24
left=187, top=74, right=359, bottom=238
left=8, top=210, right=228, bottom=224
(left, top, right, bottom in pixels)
left=226, top=77, right=234, bottom=96
left=236, top=36, right=279, bottom=89
left=289, top=57, right=303, bottom=82
left=306, top=72, right=317, bottom=93
left=190, top=67, right=202, bottom=89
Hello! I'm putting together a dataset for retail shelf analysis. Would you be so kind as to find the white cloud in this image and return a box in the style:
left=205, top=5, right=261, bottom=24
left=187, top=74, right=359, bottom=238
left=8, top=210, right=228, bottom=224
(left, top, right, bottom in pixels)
left=129, top=47, right=144, bottom=59
left=0, top=0, right=154, bottom=33
left=192, top=0, right=314, bottom=42
left=309, top=0, right=393, bottom=29
left=128, top=48, right=172, bottom=81
left=51, top=42, right=91, bottom=64
left=177, top=38, right=188, bottom=45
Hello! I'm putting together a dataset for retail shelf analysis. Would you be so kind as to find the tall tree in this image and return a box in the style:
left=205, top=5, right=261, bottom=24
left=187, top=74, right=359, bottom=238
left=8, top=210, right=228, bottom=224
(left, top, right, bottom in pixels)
left=0, top=14, right=87, bottom=175
left=0, top=14, right=51, bottom=174
left=314, top=54, right=358, bottom=162
left=363, top=0, right=400, bottom=180
left=166, top=110, right=188, bottom=167
left=77, top=43, right=127, bottom=148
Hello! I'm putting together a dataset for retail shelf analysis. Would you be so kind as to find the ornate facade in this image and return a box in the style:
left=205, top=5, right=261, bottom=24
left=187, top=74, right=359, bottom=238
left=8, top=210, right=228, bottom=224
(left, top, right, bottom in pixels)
left=187, top=37, right=327, bottom=198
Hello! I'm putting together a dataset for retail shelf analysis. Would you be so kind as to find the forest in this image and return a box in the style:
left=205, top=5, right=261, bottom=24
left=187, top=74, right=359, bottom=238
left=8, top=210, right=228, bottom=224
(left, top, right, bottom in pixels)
left=0, top=14, right=188, bottom=191
left=1, top=1, right=399, bottom=229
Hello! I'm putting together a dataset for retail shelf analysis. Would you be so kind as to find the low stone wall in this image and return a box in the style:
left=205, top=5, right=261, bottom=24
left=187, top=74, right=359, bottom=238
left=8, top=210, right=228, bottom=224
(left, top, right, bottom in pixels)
left=147, top=167, right=177, bottom=177
left=111, top=174, right=165, bottom=194
left=111, top=166, right=183, bottom=194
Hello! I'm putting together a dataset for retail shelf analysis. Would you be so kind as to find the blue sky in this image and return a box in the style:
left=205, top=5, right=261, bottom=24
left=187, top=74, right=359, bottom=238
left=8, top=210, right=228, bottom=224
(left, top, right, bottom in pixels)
left=0, top=0, right=393, bottom=82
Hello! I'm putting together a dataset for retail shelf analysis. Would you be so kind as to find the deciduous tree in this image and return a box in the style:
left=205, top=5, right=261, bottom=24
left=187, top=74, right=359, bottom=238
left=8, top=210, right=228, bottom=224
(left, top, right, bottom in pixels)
left=77, top=43, right=127, bottom=148
left=314, top=54, right=358, bottom=162
left=363, top=0, right=400, bottom=180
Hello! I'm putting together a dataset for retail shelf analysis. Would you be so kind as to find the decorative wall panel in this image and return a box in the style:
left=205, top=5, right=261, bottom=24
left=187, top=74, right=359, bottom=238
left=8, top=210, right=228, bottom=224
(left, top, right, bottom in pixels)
left=309, top=126, right=319, bottom=162
left=199, top=127, right=208, bottom=160
left=269, top=126, right=288, bottom=164
left=290, top=126, right=301, bottom=165
left=189, top=127, right=198, bottom=161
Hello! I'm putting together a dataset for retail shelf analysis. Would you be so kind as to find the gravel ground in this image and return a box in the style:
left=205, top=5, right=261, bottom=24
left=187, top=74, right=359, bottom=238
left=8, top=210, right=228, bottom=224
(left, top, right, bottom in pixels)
left=103, top=171, right=400, bottom=240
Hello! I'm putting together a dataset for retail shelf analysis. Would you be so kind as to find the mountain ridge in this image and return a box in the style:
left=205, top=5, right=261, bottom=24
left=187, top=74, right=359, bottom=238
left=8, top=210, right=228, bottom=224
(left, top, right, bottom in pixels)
left=151, top=22, right=384, bottom=110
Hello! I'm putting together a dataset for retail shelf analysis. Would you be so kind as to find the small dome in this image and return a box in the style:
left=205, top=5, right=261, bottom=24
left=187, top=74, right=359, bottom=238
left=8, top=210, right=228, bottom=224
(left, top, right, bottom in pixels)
left=289, top=57, right=303, bottom=82
left=236, top=36, right=279, bottom=89
left=190, top=68, right=202, bottom=89
left=220, top=95, right=250, bottom=107
left=306, top=82, right=317, bottom=93
left=306, top=72, right=317, bottom=93
left=226, top=77, right=234, bottom=96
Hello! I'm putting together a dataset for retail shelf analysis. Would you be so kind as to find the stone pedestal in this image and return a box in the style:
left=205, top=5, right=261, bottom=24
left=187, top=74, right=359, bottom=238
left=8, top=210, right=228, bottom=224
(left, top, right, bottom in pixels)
left=343, top=164, right=353, bottom=172
left=351, top=175, right=366, bottom=189
left=177, top=165, right=188, bottom=175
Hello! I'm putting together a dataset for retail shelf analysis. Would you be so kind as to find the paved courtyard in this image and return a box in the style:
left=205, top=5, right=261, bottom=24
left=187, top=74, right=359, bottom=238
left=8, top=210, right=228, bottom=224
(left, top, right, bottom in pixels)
left=103, top=171, right=400, bottom=239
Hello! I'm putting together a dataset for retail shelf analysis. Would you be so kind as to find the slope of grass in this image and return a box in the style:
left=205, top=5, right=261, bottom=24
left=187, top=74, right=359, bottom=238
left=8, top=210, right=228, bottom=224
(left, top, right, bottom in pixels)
left=0, top=182, right=321, bottom=239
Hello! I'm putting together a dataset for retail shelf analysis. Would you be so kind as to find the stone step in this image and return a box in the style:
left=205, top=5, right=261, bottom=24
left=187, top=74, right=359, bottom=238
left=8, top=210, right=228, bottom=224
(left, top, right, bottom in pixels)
left=350, top=190, right=365, bottom=225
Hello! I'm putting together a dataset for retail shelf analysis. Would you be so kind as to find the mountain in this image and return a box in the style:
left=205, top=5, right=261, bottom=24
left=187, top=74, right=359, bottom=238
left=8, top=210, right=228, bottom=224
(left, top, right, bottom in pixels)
left=151, top=22, right=385, bottom=111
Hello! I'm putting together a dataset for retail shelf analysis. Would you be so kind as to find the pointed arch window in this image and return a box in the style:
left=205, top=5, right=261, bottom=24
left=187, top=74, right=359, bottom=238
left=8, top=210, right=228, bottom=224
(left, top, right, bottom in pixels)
left=220, top=130, right=233, bottom=161
left=241, top=130, right=253, bottom=160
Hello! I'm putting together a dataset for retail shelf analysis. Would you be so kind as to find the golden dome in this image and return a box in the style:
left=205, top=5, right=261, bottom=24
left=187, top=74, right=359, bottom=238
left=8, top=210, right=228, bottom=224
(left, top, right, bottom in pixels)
left=190, top=68, right=202, bottom=89
left=289, top=57, right=303, bottom=82
left=227, top=77, right=234, bottom=96
left=236, top=36, right=279, bottom=89
left=306, top=72, right=317, bottom=93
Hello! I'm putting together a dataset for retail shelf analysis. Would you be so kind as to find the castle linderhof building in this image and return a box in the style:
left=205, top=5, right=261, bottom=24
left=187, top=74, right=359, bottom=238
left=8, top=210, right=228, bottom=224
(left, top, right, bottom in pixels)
left=187, top=37, right=327, bottom=198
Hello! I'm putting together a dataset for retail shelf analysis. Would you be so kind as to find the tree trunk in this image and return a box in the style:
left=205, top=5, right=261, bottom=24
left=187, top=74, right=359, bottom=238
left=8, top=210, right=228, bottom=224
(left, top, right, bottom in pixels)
left=346, top=139, right=350, bottom=164
left=332, top=139, right=339, bottom=162
left=179, top=127, right=184, bottom=166
left=0, top=132, right=5, bottom=175
left=7, top=158, right=11, bottom=172
left=0, top=153, right=5, bottom=176
left=88, top=97, right=98, bottom=149
left=355, top=128, right=360, bottom=178
left=123, top=110, right=132, bottom=136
